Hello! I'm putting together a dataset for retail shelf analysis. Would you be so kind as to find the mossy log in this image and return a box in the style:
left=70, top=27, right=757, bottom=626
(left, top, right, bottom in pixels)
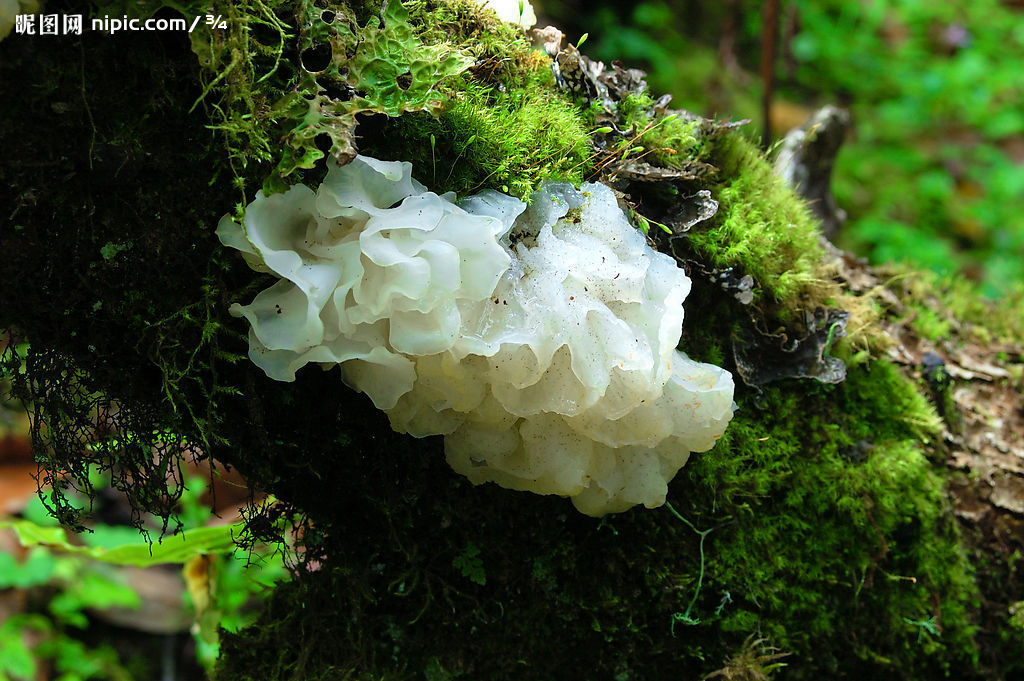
left=1, top=1, right=1023, bottom=679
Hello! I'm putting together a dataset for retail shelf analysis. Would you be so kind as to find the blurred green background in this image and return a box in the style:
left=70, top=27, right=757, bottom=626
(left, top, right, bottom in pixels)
left=540, top=0, right=1024, bottom=297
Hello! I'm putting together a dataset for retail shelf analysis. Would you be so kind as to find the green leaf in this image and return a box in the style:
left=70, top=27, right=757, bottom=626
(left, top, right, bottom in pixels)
left=452, top=543, right=486, bottom=585
left=0, top=520, right=240, bottom=567
left=99, top=241, right=129, bottom=260
left=50, top=570, right=141, bottom=628
left=0, top=617, right=45, bottom=680
left=0, top=548, right=57, bottom=588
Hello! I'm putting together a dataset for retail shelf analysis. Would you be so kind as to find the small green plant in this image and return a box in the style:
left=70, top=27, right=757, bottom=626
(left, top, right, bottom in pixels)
left=904, top=615, right=942, bottom=643
left=452, top=542, right=486, bottom=585
left=666, top=502, right=713, bottom=630
left=0, top=504, right=141, bottom=681
left=0, top=518, right=240, bottom=566
left=703, top=634, right=790, bottom=681
left=0, top=614, right=133, bottom=681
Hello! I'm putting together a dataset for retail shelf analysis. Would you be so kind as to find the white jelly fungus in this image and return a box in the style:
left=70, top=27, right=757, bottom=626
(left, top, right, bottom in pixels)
left=478, top=0, right=537, bottom=30
left=0, top=0, right=39, bottom=40
left=218, top=156, right=735, bottom=516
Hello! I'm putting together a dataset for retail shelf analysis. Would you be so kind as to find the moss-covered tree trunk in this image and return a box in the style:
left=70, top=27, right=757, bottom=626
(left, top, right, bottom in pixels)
left=1, top=1, right=1022, bottom=679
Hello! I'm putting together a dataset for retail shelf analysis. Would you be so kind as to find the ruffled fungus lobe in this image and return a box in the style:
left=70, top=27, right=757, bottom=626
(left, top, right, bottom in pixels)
left=219, top=156, right=734, bottom=515
left=478, top=0, right=537, bottom=29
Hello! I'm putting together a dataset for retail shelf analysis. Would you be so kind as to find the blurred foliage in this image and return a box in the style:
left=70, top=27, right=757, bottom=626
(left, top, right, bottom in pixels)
left=540, top=0, right=1024, bottom=296
left=0, top=468, right=287, bottom=680
left=2, top=495, right=143, bottom=681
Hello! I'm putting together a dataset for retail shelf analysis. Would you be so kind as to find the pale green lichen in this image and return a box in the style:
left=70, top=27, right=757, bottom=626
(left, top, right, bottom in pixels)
left=272, top=0, right=474, bottom=185
left=188, top=0, right=478, bottom=195
left=188, top=0, right=596, bottom=199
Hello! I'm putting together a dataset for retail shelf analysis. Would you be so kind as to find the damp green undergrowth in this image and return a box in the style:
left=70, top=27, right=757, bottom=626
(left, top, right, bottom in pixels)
left=684, top=360, right=976, bottom=676
left=888, top=266, right=1024, bottom=347
left=681, top=307, right=976, bottom=676
left=352, top=0, right=597, bottom=197
left=0, top=3, right=247, bottom=530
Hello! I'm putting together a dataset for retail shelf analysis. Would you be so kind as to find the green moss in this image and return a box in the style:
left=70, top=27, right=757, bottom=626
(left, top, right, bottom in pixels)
left=945, top=284, right=1024, bottom=345
left=0, top=11, right=245, bottom=530
left=210, top=359, right=979, bottom=681
left=617, top=91, right=704, bottom=169
left=359, top=0, right=595, bottom=197
left=686, top=132, right=830, bottom=310
left=360, top=76, right=593, bottom=197
left=683, top=361, right=976, bottom=678
left=891, top=267, right=1024, bottom=346
left=1000, top=599, right=1024, bottom=677
left=184, top=0, right=596, bottom=198
left=412, top=0, right=538, bottom=76
left=245, top=0, right=476, bottom=193
left=910, top=305, right=953, bottom=342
